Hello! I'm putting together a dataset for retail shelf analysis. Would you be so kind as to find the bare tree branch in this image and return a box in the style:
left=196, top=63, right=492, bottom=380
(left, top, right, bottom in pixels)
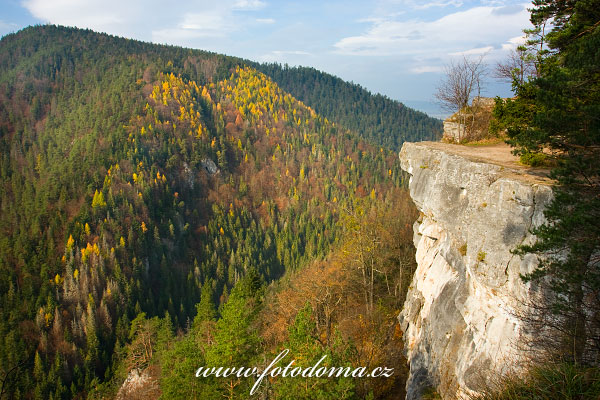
left=494, top=47, right=537, bottom=86
left=434, top=55, right=486, bottom=141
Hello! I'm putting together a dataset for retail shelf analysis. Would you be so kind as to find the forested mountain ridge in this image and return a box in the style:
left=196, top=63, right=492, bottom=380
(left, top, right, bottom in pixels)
left=255, top=63, right=442, bottom=149
left=0, top=25, right=441, bottom=153
left=0, top=25, right=421, bottom=399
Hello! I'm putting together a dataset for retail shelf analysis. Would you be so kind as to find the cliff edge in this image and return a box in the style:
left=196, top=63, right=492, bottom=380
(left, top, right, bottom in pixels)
left=399, top=141, right=553, bottom=399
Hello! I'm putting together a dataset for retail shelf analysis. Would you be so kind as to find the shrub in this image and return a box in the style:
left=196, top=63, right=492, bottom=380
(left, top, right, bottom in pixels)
left=519, top=152, right=548, bottom=167
left=477, top=251, right=486, bottom=262
left=474, top=362, right=600, bottom=400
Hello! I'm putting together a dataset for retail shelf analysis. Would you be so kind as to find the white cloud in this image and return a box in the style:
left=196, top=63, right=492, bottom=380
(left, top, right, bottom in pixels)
left=152, top=24, right=228, bottom=43
left=259, top=50, right=312, bottom=63
left=374, top=0, right=462, bottom=12
left=22, top=0, right=135, bottom=30
left=151, top=6, right=241, bottom=42
left=334, top=3, right=531, bottom=57
left=407, top=0, right=463, bottom=10
left=0, top=20, right=19, bottom=36
left=491, top=4, right=525, bottom=15
left=480, top=0, right=507, bottom=4
left=410, top=65, right=444, bottom=74
left=359, top=12, right=406, bottom=24
left=256, top=18, right=275, bottom=24
left=449, top=45, right=493, bottom=56
left=501, top=35, right=527, bottom=51
left=21, top=0, right=269, bottom=43
left=233, top=0, right=266, bottom=10
left=180, top=13, right=223, bottom=31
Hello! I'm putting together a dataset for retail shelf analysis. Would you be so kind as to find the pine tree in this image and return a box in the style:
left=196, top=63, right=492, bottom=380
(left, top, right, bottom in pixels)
left=193, top=281, right=217, bottom=329
left=160, top=333, right=207, bottom=400
left=272, top=304, right=356, bottom=400
left=495, top=0, right=600, bottom=364
left=203, top=276, right=262, bottom=399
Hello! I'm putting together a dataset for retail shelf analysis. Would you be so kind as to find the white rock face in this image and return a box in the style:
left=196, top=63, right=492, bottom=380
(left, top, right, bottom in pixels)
left=116, top=368, right=160, bottom=399
left=442, top=121, right=464, bottom=143
left=398, top=142, right=553, bottom=399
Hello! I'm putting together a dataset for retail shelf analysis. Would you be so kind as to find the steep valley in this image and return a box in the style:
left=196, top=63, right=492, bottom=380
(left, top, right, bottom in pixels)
left=0, top=25, right=439, bottom=399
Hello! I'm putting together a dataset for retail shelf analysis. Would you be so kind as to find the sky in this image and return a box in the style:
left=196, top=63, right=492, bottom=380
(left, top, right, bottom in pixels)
left=0, top=0, right=533, bottom=118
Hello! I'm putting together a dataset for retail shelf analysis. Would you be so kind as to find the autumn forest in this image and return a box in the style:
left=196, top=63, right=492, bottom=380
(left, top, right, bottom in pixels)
left=0, top=25, right=442, bottom=399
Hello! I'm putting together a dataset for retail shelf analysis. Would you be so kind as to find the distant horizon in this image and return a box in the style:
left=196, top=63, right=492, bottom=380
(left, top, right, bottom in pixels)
left=1, top=1, right=532, bottom=117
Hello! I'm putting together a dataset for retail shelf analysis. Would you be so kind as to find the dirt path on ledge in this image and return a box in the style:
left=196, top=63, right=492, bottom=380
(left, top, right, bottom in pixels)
left=416, top=141, right=554, bottom=184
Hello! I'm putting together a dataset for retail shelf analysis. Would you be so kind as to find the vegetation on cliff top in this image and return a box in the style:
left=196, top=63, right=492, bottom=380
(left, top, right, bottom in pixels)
left=486, top=0, right=600, bottom=396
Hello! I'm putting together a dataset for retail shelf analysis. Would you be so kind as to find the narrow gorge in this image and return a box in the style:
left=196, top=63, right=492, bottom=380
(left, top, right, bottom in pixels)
left=398, top=141, right=554, bottom=399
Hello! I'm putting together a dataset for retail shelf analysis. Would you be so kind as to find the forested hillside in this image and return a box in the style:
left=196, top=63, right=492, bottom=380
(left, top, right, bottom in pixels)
left=256, top=64, right=442, bottom=149
left=0, top=25, right=423, bottom=399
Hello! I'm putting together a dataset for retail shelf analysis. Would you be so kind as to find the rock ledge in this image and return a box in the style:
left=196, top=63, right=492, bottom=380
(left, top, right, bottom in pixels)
left=399, top=141, right=553, bottom=399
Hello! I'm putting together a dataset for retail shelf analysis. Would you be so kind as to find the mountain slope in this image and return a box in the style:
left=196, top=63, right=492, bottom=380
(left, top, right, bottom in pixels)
left=255, top=63, right=443, bottom=149
left=0, top=25, right=420, bottom=398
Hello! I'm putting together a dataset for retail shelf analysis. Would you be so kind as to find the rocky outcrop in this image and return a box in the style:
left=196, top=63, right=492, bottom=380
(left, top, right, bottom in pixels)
left=442, top=97, right=499, bottom=143
left=201, top=158, right=219, bottom=174
left=398, top=141, right=553, bottom=399
left=442, top=121, right=464, bottom=143
left=116, top=367, right=161, bottom=399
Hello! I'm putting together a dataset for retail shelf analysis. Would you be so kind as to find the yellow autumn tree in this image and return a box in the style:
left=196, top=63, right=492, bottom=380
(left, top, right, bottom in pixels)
left=91, top=189, right=106, bottom=208
left=66, top=234, right=75, bottom=251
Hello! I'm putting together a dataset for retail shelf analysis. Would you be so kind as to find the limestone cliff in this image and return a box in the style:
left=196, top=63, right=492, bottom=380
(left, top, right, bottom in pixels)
left=398, top=141, right=553, bottom=399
